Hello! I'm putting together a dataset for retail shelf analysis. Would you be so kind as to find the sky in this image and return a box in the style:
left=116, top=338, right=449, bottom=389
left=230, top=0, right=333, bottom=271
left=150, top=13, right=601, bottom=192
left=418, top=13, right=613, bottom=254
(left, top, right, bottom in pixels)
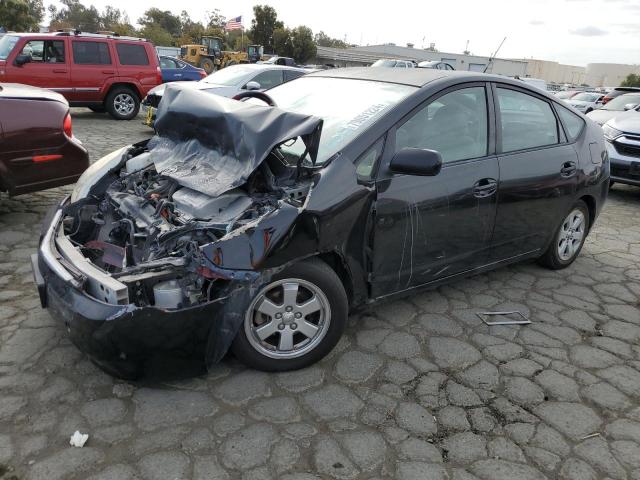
left=48, top=0, right=640, bottom=66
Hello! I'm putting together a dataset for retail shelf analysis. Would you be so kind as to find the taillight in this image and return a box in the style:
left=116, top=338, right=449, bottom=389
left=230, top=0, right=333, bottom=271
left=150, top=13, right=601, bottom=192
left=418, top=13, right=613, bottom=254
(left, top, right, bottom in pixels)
left=603, top=96, right=612, bottom=104
left=63, top=112, right=72, bottom=137
left=156, top=66, right=163, bottom=84
left=199, top=70, right=207, bottom=79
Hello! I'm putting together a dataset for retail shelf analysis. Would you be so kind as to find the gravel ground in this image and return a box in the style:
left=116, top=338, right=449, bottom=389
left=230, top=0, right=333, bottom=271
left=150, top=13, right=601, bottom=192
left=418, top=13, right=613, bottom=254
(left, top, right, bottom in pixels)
left=1, top=108, right=640, bottom=480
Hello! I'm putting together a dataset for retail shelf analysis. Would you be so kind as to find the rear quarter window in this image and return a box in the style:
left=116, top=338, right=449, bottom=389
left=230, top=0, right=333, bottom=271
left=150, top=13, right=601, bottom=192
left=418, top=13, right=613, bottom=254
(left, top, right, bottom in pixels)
left=116, top=44, right=149, bottom=65
left=556, top=104, right=585, bottom=141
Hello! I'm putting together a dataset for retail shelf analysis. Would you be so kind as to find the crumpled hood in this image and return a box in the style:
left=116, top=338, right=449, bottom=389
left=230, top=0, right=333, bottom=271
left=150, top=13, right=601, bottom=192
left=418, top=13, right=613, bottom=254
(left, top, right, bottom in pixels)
left=587, top=108, right=622, bottom=126
left=149, top=83, right=323, bottom=197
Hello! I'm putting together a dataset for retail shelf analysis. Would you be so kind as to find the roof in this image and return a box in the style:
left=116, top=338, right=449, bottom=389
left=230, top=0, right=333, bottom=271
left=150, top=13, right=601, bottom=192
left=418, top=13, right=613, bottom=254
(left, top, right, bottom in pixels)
left=309, top=67, right=477, bottom=87
left=7, top=31, right=148, bottom=42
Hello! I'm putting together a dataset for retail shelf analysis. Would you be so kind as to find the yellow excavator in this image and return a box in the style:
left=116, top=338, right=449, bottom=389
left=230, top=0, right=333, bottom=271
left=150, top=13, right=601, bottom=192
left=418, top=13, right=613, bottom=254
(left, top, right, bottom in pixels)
left=180, top=37, right=264, bottom=74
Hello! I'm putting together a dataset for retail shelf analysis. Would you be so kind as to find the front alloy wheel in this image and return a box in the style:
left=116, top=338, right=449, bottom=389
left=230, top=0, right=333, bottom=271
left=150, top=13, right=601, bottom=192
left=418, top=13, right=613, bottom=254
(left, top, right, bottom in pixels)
left=231, top=259, right=347, bottom=371
left=245, top=279, right=331, bottom=359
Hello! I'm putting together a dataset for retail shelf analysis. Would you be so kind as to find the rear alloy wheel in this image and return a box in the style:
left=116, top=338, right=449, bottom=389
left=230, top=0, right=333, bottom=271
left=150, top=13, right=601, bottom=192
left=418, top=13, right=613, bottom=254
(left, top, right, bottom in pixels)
left=231, top=259, right=347, bottom=371
left=106, top=87, right=140, bottom=120
left=538, top=200, right=590, bottom=269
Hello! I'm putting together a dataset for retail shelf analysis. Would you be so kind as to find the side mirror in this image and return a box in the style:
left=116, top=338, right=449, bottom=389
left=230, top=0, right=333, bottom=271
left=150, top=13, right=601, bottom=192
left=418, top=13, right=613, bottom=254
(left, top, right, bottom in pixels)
left=15, top=54, right=32, bottom=66
left=624, top=103, right=638, bottom=111
left=390, top=148, right=442, bottom=176
left=245, top=81, right=261, bottom=91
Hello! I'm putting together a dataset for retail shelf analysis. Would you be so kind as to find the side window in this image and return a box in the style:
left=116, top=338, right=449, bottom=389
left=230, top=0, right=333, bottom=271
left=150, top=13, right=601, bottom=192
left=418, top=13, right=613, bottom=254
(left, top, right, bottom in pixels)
left=251, top=70, right=284, bottom=89
left=556, top=104, right=585, bottom=141
left=20, top=40, right=44, bottom=61
left=72, top=41, right=111, bottom=65
left=160, top=57, right=177, bottom=69
left=356, top=137, right=385, bottom=180
left=284, top=70, right=305, bottom=82
left=395, top=86, right=488, bottom=163
left=497, top=87, right=558, bottom=152
left=22, top=40, right=64, bottom=63
left=116, top=44, right=149, bottom=65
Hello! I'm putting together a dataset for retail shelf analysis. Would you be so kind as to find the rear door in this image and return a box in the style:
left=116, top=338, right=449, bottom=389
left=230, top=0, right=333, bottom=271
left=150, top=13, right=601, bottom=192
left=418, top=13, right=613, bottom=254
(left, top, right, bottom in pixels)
left=6, top=38, right=70, bottom=95
left=371, top=83, right=498, bottom=296
left=69, top=39, right=114, bottom=103
left=488, top=83, right=579, bottom=261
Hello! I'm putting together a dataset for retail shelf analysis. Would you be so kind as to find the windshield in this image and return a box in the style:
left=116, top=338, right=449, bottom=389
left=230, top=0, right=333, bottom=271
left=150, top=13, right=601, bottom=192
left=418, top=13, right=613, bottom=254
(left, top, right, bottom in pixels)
left=371, top=59, right=398, bottom=67
left=0, top=35, right=18, bottom=60
left=572, top=93, right=601, bottom=102
left=260, top=77, right=416, bottom=164
left=603, top=94, right=640, bottom=110
left=202, top=65, right=255, bottom=86
left=555, top=91, right=576, bottom=99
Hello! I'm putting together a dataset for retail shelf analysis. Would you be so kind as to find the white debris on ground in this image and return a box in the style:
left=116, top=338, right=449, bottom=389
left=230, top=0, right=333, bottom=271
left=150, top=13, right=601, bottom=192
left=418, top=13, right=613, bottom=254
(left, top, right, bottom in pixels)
left=69, top=431, right=89, bottom=448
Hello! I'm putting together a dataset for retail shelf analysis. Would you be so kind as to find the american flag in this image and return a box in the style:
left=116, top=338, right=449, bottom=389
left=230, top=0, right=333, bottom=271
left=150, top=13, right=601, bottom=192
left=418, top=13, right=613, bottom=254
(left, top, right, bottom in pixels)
left=225, top=16, right=243, bottom=31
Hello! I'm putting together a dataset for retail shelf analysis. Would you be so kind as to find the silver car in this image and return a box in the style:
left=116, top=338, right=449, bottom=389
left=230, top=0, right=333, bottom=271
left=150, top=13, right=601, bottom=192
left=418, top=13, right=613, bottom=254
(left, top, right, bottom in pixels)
left=603, top=112, right=640, bottom=187
left=566, top=92, right=605, bottom=114
left=142, top=64, right=307, bottom=126
left=587, top=92, right=640, bottom=125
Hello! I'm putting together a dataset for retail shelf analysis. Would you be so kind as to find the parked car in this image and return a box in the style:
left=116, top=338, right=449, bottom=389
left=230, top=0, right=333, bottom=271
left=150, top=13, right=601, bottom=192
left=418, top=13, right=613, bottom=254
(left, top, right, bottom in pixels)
left=371, top=58, right=416, bottom=68
left=159, top=55, right=206, bottom=83
left=33, top=68, right=608, bottom=378
left=554, top=90, right=580, bottom=100
left=602, top=113, right=640, bottom=187
left=417, top=60, right=454, bottom=70
left=258, top=56, right=297, bottom=67
left=587, top=92, right=640, bottom=125
left=0, top=31, right=162, bottom=120
left=602, top=87, right=640, bottom=105
left=142, top=63, right=307, bottom=126
left=0, top=83, right=88, bottom=196
left=566, top=92, right=605, bottom=114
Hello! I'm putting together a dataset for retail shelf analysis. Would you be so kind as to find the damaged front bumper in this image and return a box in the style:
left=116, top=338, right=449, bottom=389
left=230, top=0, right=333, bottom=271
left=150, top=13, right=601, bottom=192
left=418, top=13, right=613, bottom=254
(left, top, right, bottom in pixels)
left=33, top=197, right=257, bottom=379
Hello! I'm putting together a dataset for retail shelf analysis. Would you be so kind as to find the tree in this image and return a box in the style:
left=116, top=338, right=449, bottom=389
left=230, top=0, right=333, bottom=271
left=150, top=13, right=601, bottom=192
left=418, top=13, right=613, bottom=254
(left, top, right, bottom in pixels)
left=249, top=5, right=283, bottom=52
left=621, top=74, right=640, bottom=88
left=100, top=6, right=135, bottom=36
left=290, top=26, right=316, bottom=63
left=0, top=0, right=44, bottom=31
left=273, top=27, right=293, bottom=57
left=314, top=31, right=347, bottom=49
left=138, top=8, right=182, bottom=38
left=139, top=23, right=174, bottom=47
left=49, top=0, right=100, bottom=32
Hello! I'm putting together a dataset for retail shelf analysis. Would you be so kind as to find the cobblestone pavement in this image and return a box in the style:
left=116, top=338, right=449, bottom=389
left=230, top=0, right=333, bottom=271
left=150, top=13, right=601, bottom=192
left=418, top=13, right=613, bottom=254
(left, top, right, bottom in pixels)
left=1, top=109, right=640, bottom=480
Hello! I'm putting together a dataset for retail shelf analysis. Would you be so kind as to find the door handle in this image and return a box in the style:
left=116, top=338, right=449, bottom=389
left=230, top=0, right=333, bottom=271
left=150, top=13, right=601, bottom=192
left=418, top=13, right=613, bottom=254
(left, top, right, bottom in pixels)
left=175, top=74, right=182, bottom=77
left=560, top=161, right=577, bottom=177
left=52, top=69, right=67, bottom=73
left=473, top=178, right=498, bottom=198
left=102, top=70, right=115, bottom=74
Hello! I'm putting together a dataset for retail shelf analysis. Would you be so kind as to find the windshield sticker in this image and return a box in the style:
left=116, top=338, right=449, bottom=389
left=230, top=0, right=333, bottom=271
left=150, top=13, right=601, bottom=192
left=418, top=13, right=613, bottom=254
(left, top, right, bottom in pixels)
left=344, top=103, right=388, bottom=131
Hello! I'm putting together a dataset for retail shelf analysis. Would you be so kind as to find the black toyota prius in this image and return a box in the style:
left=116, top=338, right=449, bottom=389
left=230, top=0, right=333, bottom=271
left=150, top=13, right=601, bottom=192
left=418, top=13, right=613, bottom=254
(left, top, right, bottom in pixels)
left=32, top=68, right=609, bottom=378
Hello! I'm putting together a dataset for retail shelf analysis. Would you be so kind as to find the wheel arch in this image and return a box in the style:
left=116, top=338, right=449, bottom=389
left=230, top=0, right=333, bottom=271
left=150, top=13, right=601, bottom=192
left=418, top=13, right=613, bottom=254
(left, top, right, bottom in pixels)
left=578, top=194, right=597, bottom=231
left=105, top=82, right=142, bottom=100
left=316, top=251, right=355, bottom=307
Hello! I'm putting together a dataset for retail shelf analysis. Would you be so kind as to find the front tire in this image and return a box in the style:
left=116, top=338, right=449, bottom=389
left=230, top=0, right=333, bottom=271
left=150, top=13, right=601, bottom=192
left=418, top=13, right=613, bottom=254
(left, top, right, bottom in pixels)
left=538, top=200, right=590, bottom=270
left=106, top=87, right=140, bottom=120
left=231, top=259, right=348, bottom=371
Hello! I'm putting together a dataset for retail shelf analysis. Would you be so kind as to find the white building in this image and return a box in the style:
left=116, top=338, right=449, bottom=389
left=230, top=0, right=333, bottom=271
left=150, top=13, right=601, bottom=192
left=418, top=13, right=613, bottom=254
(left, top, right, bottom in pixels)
left=315, top=44, right=528, bottom=77
left=585, top=63, right=640, bottom=88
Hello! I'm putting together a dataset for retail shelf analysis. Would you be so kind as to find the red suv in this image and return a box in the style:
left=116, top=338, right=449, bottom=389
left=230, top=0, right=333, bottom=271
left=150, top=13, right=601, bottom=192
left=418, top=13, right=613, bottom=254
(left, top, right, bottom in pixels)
left=0, top=31, right=162, bottom=120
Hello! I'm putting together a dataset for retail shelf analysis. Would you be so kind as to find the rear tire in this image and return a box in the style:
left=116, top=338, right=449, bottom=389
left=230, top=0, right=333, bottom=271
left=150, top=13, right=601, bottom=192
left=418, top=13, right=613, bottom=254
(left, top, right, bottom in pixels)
left=231, top=259, right=348, bottom=371
left=537, top=200, right=590, bottom=270
left=105, top=87, right=140, bottom=120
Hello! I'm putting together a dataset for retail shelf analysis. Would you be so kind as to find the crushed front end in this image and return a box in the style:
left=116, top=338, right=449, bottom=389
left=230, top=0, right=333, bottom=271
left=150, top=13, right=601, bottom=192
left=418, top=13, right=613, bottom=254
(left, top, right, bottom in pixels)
left=33, top=85, right=323, bottom=378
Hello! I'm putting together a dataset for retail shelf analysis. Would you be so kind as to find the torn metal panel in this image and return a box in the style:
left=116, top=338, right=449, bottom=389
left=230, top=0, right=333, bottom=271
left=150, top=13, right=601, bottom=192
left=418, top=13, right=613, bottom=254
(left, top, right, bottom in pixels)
left=151, top=84, right=323, bottom=197
left=476, top=311, right=531, bottom=326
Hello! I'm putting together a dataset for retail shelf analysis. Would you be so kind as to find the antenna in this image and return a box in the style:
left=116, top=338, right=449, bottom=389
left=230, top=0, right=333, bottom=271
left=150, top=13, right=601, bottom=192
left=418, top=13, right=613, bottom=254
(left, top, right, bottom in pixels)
left=483, top=36, right=506, bottom=73
left=464, top=40, right=470, bottom=55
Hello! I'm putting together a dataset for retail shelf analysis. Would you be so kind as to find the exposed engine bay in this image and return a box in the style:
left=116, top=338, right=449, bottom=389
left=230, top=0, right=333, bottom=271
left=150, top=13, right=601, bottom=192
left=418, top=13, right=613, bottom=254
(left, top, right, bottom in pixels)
left=61, top=141, right=313, bottom=310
